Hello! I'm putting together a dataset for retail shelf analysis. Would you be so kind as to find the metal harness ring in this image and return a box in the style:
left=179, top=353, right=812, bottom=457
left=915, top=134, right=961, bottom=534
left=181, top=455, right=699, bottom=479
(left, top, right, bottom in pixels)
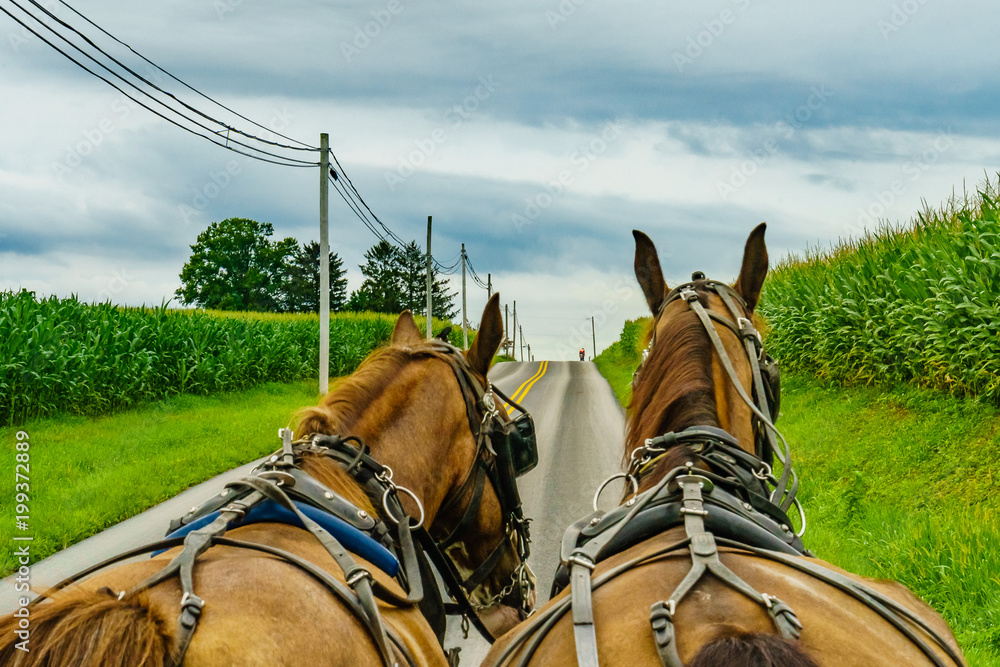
left=593, top=472, right=639, bottom=512
left=381, top=484, right=425, bottom=529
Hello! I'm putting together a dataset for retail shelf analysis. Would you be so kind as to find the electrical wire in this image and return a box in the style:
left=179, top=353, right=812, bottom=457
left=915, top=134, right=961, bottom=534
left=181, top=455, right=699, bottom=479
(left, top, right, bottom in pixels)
left=35, top=0, right=316, bottom=154
left=1, top=2, right=317, bottom=167
left=328, top=173, right=389, bottom=243
left=53, top=0, right=317, bottom=151
left=10, top=0, right=462, bottom=271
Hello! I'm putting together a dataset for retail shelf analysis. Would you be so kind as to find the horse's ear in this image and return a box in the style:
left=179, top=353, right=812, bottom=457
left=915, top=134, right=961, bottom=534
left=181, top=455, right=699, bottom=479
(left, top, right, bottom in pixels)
left=466, top=293, right=503, bottom=377
left=392, top=310, right=423, bottom=345
left=733, top=223, right=769, bottom=312
left=436, top=326, right=453, bottom=342
left=633, top=230, right=669, bottom=314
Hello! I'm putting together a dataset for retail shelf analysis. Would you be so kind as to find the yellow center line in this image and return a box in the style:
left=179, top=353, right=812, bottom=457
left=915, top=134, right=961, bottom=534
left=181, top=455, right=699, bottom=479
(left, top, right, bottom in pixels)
left=500, top=361, right=548, bottom=414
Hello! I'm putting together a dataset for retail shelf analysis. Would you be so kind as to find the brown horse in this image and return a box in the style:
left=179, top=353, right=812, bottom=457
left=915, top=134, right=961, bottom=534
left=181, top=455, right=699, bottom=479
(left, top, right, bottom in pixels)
left=0, top=294, right=535, bottom=666
left=484, top=226, right=965, bottom=666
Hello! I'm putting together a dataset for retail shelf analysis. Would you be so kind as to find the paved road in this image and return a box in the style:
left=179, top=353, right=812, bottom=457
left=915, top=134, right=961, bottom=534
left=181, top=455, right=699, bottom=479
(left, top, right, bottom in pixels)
left=490, top=361, right=624, bottom=599
left=450, top=360, right=625, bottom=663
left=2, top=361, right=626, bottom=664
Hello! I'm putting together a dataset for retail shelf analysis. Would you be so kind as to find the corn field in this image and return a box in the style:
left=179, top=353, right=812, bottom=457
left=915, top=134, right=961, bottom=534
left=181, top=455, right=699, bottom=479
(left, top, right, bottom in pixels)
left=759, top=177, right=1000, bottom=405
left=0, top=293, right=466, bottom=426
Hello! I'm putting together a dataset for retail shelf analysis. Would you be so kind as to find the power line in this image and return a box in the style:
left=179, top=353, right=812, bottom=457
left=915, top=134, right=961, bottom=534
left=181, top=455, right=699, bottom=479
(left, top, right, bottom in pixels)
left=464, top=252, right=490, bottom=290
left=11, top=0, right=445, bottom=270
left=33, top=0, right=316, bottom=154
left=2, top=1, right=317, bottom=167
left=52, top=0, right=317, bottom=151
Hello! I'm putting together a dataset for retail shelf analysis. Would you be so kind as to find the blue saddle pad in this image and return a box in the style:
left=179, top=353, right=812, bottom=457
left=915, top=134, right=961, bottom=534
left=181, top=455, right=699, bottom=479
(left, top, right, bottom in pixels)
left=161, top=499, right=400, bottom=577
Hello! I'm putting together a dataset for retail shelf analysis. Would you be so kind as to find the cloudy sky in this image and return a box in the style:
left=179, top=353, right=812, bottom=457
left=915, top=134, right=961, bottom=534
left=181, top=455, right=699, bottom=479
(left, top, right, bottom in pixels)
left=2, top=0, right=998, bottom=360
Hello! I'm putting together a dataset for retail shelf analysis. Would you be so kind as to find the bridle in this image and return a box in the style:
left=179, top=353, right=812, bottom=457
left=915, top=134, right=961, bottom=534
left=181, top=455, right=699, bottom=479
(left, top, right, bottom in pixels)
left=414, top=340, right=537, bottom=635
left=632, top=273, right=796, bottom=514
left=24, top=339, right=537, bottom=666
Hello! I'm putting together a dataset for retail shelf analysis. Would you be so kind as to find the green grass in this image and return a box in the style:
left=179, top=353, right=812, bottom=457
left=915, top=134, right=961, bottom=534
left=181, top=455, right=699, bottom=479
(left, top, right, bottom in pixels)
left=1, top=380, right=319, bottom=576
left=594, top=341, right=1000, bottom=663
left=778, top=374, right=1000, bottom=664
left=593, top=318, right=648, bottom=407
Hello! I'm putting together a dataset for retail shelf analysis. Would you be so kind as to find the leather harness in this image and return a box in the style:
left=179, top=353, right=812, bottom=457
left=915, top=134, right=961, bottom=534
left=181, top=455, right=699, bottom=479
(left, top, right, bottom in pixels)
left=28, top=341, right=536, bottom=667
left=485, top=277, right=963, bottom=667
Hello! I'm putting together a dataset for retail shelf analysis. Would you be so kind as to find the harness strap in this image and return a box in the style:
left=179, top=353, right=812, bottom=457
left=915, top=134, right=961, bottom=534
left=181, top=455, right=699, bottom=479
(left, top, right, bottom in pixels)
left=415, top=529, right=498, bottom=643
left=713, top=538, right=965, bottom=667
left=565, top=464, right=689, bottom=667
left=203, top=537, right=415, bottom=667
left=234, top=476, right=400, bottom=666
left=570, top=557, right=599, bottom=667
left=681, top=287, right=798, bottom=513
left=463, top=532, right=512, bottom=592
left=648, top=472, right=801, bottom=667
left=438, top=462, right=487, bottom=549
left=711, top=285, right=798, bottom=512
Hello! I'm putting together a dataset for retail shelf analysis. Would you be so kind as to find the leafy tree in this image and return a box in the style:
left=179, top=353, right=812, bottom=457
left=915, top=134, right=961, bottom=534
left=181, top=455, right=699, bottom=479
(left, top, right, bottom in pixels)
left=282, top=241, right=348, bottom=313
left=175, top=218, right=296, bottom=311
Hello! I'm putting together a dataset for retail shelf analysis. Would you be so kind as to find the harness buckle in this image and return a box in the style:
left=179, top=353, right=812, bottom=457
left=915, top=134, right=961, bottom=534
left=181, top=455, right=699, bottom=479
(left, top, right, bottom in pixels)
left=679, top=287, right=699, bottom=303
left=346, top=568, right=373, bottom=588
left=566, top=553, right=596, bottom=571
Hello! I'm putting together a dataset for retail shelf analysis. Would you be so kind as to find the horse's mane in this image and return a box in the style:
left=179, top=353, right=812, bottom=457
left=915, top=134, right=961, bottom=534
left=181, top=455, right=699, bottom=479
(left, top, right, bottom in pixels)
left=293, top=344, right=419, bottom=518
left=296, top=345, right=414, bottom=437
left=625, top=293, right=718, bottom=480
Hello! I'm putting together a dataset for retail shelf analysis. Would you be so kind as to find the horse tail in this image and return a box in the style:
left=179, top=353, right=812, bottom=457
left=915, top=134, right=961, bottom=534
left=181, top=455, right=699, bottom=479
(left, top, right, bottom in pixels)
left=688, top=633, right=819, bottom=667
left=0, top=588, right=173, bottom=667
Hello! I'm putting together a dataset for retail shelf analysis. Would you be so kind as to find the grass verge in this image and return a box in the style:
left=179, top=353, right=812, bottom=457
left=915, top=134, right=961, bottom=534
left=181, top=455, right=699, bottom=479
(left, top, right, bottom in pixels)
left=595, top=350, right=1000, bottom=664
left=1, top=380, right=318, bottom=577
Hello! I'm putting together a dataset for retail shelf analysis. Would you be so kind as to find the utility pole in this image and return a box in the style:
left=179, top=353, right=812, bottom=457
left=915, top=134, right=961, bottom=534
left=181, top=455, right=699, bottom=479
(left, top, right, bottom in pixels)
left=487, top=273, right=492, bottom=298
left=461, top=243, right=468, bottom=350
left=591, top=316, right=597, bottom=361
left=319, top=133, right=330, bottom=395
left=512, top=301, right=517, bottom=361
left=504, top=304, right=509, bottom=357
left=425, top=216, right=433, bottom=340
left=527, top=344, right=531, bottom=362
left=519, top=325, right=524, bottom=362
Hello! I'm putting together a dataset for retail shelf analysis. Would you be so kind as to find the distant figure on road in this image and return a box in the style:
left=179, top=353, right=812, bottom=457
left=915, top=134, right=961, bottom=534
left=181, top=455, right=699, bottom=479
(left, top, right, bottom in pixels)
left=579, top=348, right=586, bottom=361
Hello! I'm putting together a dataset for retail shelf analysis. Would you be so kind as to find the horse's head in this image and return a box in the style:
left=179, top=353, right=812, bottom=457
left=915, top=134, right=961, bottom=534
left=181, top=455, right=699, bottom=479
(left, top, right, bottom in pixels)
left=296, top=293, right=534, bottom=637
left=627, top=224, right=779, bottom=491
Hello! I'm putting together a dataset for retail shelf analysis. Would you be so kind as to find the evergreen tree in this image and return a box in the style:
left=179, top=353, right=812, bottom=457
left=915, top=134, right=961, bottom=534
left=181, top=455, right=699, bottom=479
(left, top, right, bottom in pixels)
left=282, top=241, right=348, bottom=313
left=347, top=239, right=457, bottom=318
left=348, top=240, right=404, bottom=313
